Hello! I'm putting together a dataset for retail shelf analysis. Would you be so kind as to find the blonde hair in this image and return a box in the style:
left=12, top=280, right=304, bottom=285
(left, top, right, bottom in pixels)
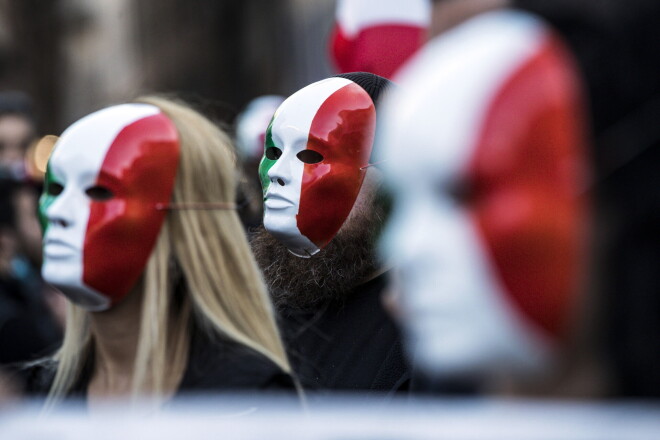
left=45, top=96, right=291, bottom=409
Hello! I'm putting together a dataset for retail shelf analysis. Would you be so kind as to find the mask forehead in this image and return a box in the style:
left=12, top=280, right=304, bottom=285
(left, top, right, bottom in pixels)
left=41, top=103, right=180, bottom=310
left=260, top=77, right=355, bottom=194
left=49, top=104, right=161, bottom=181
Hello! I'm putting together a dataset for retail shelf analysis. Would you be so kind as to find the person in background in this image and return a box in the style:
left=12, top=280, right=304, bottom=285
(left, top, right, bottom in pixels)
left=251, top=72, right=410, bottom=395
left=378, top=7, right=592, bottom=394
left=514, top=0, right=660, bottom=400
left=27, top=96, right=297, bottom=412
left=330, top=0, right=430, bottom=79
left=423, top=0, right=660, bottom=401
left=0, top=92, right=62, bottom=371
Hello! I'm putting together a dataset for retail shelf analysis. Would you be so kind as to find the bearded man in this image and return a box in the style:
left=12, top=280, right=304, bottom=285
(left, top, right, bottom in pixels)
left=251, top=72, right=410, bottom=393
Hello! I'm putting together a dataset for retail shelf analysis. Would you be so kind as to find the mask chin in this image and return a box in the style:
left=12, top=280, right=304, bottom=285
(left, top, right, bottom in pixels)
left=264, top=223, right=320, bottom=258
left=263, top=206, right=322, bottom=258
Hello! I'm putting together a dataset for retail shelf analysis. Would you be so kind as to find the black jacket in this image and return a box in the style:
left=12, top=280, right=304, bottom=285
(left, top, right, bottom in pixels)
left=22, top=328, right=296, bottom=402
left=279, top=273, right=410, bottom=394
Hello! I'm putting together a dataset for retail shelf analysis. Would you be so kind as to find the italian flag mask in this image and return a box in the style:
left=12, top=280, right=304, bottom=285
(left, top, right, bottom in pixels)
left=39, top=104, right=180, bottom=311
left=259, top=76, right=378, bottom=257
left=379, top=11, right=589, bottom=378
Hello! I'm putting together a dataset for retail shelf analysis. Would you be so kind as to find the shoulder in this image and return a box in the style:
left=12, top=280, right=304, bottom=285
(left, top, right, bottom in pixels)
left=180, top=331, right=296, bottom=394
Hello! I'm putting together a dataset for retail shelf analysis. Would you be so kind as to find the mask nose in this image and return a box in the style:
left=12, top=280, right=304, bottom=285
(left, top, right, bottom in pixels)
left=46, top=189, right=78, bottom=229
left=267, top=156, right=291, bottom=187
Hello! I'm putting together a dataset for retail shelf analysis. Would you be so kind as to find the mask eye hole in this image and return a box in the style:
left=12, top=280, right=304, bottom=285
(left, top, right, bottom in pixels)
left=265, top=146, right=282, bottom=160
left=296, top=149, right=324, bottom=164
left=85, top=185, right=114, bottom=201
left=46, top=182, right=64, bottom=196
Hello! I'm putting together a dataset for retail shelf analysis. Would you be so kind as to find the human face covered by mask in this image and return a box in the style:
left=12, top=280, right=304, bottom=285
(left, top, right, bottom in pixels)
left=259, top=77, right=376, bottom=257
left=39, top=104, right=180, bottom=311
left=379, top=10, right=588, bottom=380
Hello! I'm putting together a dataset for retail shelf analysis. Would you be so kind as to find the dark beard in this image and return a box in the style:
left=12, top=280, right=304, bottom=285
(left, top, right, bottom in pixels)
left=250, top=201, right=384, bottom=312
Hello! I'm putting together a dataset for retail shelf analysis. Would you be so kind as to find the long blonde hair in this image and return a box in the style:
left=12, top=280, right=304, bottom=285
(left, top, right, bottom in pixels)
left=45, top=96, right=291, bottom=409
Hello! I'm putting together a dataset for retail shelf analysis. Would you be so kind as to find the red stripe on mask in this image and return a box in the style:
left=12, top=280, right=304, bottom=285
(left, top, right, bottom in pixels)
left=297, top=83, right=376, bottom=249
left=83, top=114, right=179, bottom=304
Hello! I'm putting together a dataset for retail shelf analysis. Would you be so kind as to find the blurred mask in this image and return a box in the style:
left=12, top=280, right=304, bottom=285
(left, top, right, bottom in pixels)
left=39, top=104, right=180, bottom=311
left=235, top=95, right=285, bottom=162
left=331, top=0, right=430, bottom=79
left=379, top=10, right=589, bottom=380
left=259, top=76, right=378, bottom=257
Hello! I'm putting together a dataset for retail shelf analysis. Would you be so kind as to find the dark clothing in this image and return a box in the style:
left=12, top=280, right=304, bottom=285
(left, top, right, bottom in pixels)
left=178, top=329, right=295, bottom=395
left=279, top=273, right=410, bottom=394
left=0, top=265, right=61, bottom=366
left=514, top=0, right=660, bottom=397
left=22, top=329, right=295, bottom=402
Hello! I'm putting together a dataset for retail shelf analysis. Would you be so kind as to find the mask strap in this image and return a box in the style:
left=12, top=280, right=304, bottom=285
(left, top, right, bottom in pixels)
left=360, top=160, right=386, bottom=170
left=155, top=202, right=236, bottom=211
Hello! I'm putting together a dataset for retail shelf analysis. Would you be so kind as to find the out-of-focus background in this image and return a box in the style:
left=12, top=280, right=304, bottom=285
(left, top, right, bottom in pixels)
left=0, top=0, right=340, bottom=400
left=0, top=0, right=336, bottom=133
left=0, top=1, right=659, bottom=432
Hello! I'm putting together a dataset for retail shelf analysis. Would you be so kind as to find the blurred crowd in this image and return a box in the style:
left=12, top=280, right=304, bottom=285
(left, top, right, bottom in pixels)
left=0, top=0, right=658, bottom=431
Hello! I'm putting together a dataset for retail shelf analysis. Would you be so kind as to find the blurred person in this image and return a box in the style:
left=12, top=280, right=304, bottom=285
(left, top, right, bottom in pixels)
left=235, top=95, right=286, bottom=164
left=378, top=8, right=591, bottom=393
left=0, top=91, right=36, bottom=181
left=0, top=91, right=43, bottom=265
left=330, top=0, right=430, bottom=79
left=26, top=97, right=296, bottom=412
left=513, top=0, right=660, bottom=399
left=251, top=73, right=410, bottom=393
left=1, top=180, right=62, bottom=368
left=234, top=95, right=285, bottom=229
left=0, top=92, right=63, bottom=371
left=424, top=0, right=660, bottom=401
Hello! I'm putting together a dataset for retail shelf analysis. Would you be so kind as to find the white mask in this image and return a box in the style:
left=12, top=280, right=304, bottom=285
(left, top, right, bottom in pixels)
left=379, top=10, right=589, bottom=380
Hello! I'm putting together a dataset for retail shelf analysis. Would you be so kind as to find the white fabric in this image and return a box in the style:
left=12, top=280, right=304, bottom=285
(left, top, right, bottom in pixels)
left=336, top=0, right=431, bottom=38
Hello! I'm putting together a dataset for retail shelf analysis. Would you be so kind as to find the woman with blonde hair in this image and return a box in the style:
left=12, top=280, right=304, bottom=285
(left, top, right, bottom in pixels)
left=26, top=96, right=296, bottom=411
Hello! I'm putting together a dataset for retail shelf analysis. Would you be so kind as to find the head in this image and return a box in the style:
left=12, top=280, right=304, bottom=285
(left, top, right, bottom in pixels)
left=40, top=103, right=179, bottom=310
left=379, top=11, right=589, bottom=383
left=41, top=97, right=290, bottom=405
left=0, top=92, right=37, bottom=180
left=252, top=73, right=391, bottom=309
left=258, top=72, right=391, bottom=258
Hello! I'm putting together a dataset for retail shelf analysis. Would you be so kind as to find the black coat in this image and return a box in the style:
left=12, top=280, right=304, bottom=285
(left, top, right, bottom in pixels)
left=279, top=273, right=410, bottom=394
left=22, top=328, right=296, bottom=402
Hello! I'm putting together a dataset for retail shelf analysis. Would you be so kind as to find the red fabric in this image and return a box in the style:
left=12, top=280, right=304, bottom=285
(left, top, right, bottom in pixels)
left=331, top=23, right=425, bottom=79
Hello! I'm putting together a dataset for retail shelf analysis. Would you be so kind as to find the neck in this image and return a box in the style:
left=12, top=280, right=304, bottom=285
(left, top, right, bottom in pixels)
left=88, top=286, right=143, bottom=393
left=429, top=0, right=510, bottom=38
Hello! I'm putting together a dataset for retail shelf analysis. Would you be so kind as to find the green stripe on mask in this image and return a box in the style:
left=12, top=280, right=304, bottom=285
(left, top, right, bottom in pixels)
left=258, top=118, right=277, bottom=197
left=38, top=162, right=58, bottom=234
